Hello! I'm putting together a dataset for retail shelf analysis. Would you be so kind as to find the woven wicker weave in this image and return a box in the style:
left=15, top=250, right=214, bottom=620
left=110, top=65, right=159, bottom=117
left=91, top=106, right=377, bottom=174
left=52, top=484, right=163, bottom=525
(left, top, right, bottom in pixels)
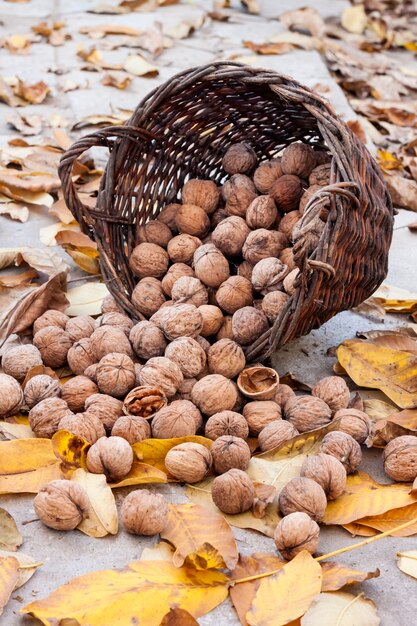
left=59, top=61, right=394, bottom=362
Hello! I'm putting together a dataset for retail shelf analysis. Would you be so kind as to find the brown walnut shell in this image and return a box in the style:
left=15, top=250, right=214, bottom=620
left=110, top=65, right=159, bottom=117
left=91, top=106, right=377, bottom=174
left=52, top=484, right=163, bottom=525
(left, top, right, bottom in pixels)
left=33, top=326, right=72, bottom=368
left=269, top=175, right=305, bottom=213
left=216, top=276, right=253, bottom=315
left=274, top=384, right=296, bottom=410
left=253, top=158, right=283, bottom=193
left=34, top=480, right=89, bottom=530
left=89, top=326, right=134, bottom=361
left=223, top=174, right=257, bottom=217
left=131, top=277, right=166, bottom=318
left=242, top=400, right=282, bottom=436
left=251, top=258, right=288, bottom=294
left=24, top=374, right=60, bottom=410
left=84, top=393, right=124, bottom=431
left=151, top=404, right=197, bottom=439
left=101, top=294, right=122, bottom=314
left=309, top=163, right=331, bottom=186
left=246, top=195, right=278, bottom=230
left=86, top=436, right=134, bottom=482
left=284, top=396, right=332, bottom=432
left=129, top=242, right=169, bottom=278
left=175, top=204, right=211, bottom=238
left=333, top=408, right=372, bottom=444
left=160, top=304, right=203, bottom=341
left=198, top=305, right=224, bottom=337
left=96, top=353, right=136, bottom=398
left=193, top=243, right=230, bottom=289
left=181, top=179, right=220, bottom=214
left=205, top=410, right=249, bottom=441
left=211, top=216, right=250, bottom=258
left=61, top=376, right=99, bottom=412
left=279, top=476, right=327, bottom=522
left=258, top=420, right=299, bottom=452
left=281, top=143, right=316, bottom=179
left=165, top=337, right=206, bottom=379
left=222, top=142, right=257, bottom=175
left=121, top=489, right=168, bottom=535
left=0, top=373, right=23, bottom=418
left=207, top=339, right=246, bottom=379
left=312, top=376, right=350, bottom=413
left=33, top=310, right=69, bottom=334
left=279, top=210, right=301, bottom=240
left=97, top=312, right=134, bottom=337
left=67, top=338, right=96, bottom=376
left=165, top=442, right=212, bottom=483
left=210, top=435, right=251, bottom=474
left=111, top=415, right=151, bottom=444
left=157, top=203, right=180, bottom=233
left=58, top=411, right=106, bottom=444
left=237, top=366, right=279, bottom=400
left=300, top=453, right=347, bottom=500
left=191, top=374, right=238, bottom=416
left=65, top=315, right=96, bottom=342
left=122, top=385, right=167, bottom=419
left=137, top=220, right=173, bottom=248
left=167, top=234, right=201, bottom=265
left=130, top=320, right=167, bottom=360
left=383, top=435, right=417, bottom=482
left=232, top=307, right=269, bottom=346
left=211, top=468, right=255, bottom=515
left=261, top=291, right=290, bottom=323
left=139, top=357, right=183, bottom=399
left=319, top=431, right=362, bottom=474
left=2, top=345, right=43, bottom=381
left=243, top=229, right=287, bottom=265
left=171, top=276, right=208, bottom=307
left=29, top=397, right=73, bottom=438
left=274, top=511, right=320, bottom=561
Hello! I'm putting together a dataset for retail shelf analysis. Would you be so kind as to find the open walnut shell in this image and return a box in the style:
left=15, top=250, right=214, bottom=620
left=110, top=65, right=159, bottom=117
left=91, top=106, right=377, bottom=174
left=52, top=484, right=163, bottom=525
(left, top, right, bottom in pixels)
left=122, top=385, right=168, bottom=419
left=237, top=366, right=279, bottom=400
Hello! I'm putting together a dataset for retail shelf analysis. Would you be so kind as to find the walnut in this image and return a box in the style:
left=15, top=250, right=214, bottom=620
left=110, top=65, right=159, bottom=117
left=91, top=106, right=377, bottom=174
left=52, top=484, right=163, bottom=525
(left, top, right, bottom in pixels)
left=285, top=396, right=332, bottom=432
left=173, top=399, right=203, bottom=429
left=253, top=158, right=283, bottom=193
left=137, top=220, right=173, bottom=248
left=0, top=374, right=22, bottom=418
left=162, top=263, right=194, bottom=296
left=274, top=384, right=296, bottom=410
left=97, top=312, right=134, bottom=337
left=160, top=304, right=203, bottom=340
left=205, top=410, right=249, bottom=441
left=101, top=294, right=123, bottom=314
left=165, top=442, right=212, bottom=482
left=29, top=397, right=72, bottom=438
left=195, top=335, right=210, bottom=353
left=299, top=185, right=322, bottom=215
left=242, top=400, right=281, bottom=436
left=131, top=278, right=166, bottom=318
left=222, top=143, right=257, bottom=175
left=270, top=175, right=305, bottom=213
left=279, top=476, right=327, bottom=522
left=258, top=420, right=299, bottom=452
left=383, top=436, right=417, bottom=482
left=33, top=326, right=72, bottom=368
left=61, top=376, right=99, bottom=412
left=251, top=258, right=288, bottom=294
left=281, top=143, right=316, bottom=178
left=181, top=179, right=220, bottom=214
left=283, top=268, right=300, bottom=295
left=193, top=243, right=230, bottom=288
left=232, top=307, right=269, bottom=346
left=139, top=357, right=183, bottom=398
left=90, top=326, right=134, bottom=361
left=111, top=415, right=151, bottom=444
left=67, top=338, right=96, bottom=376
left=24, top=374, right=60, bottom=409
left=84, top=363, right=98, bottom=383
left=279, top=248, right=296, bottom=272
left=301, top=453, right=347, bottom=500
left=216, top=276, right=253, bottom=314
left=33, top=310, right=69, bottom=334
left=58, top=411, right=106, bottom=444
left=164, top=337, right=206, bottom=378
left=314, top=150, right=331, bottom=166
left=237, top=366, right=278, bottom=400
left=274, top=512, right=320, bottom=561
left=2, top=345, right=43, bottom=382
left=171, top=276, right=208, bottom=307
left=122, top=385, right=167, bottom=419
left=84, top=393, right=123, bottom=431
left=223, top=174, right=257, bottom=217
left=279, top=211, right=301, bottom=240
left=211, top=468, right=254, bottom=514
left=198, top=305, right=224, bottom=337
left=309, top=163, right=331, bottom=186
left=129, top=242, right=169, bottom=278
left=65, top=315, right=96, bottom=342
left=207, top=339, right=245, bottom=379
left=121, top=489, right=168, bottom=535
left=261, top=291, right=290, bottom=323
left=210, top=435, right=251, bottom=474
left=312, top=376, right=350, bottom=414
left=34, top=480, right=89, bottom=530
left=237, top=261, right=253, bottom=282
left=134, top=363, right=142, bottom=386
left=175, top=204, right=210, bottom=238
left=216, top=315, right=233, bottom=341
left=333, top=408, right=372, bottom=444
left=86, top=436, right=134, bottom=482
left=191, top=374, right=238, bottom=416
left=211, top=216, right=250, bottom=258
left=172, top=378, right=197, bottom=402
left=157, top=203, right=181, bottom=233
left=151, top=403, right=197, bottom=439
left=96, top=353, right=136, bottom=398
left=130, top=321, right=167, bottom=360
left=246, top=195, right=278, bottom=230
left=243, top=229, right=287, bottom=265
left=167, top=234, right=201, bottom=265
left=319, top=431, right=362, bottom=474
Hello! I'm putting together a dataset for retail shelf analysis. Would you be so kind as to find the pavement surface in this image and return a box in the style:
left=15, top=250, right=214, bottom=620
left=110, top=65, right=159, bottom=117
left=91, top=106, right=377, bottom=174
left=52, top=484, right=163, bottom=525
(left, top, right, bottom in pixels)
left=1, top=1, right=417, bottom=625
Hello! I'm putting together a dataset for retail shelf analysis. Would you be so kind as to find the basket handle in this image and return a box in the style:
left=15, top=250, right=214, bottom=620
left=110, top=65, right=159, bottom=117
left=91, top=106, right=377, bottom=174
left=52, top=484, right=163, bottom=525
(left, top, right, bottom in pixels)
left=58, top=125, right=156, bottom=231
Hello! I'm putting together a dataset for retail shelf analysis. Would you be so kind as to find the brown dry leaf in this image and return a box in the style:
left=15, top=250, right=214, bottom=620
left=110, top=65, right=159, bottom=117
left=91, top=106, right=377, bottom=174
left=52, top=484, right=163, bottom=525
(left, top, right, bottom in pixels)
left=164, top=15, right=204, bottom=40
left=0, top=438, right=63, bottom=494
left=160, top=608, right=199, bottom=625
left=0, top=247, right=68, bottom=275
left=0, top=463, right=63, bottom=495
left=55, top=230, right=100, bottom=275
left=280, top=6, right=325, bottom=38
left=160, top=502, right=238, bottom=570
left=3, top=34, right=32, bottom=54
left=385, top=173, right=417, bottom=212
left=39, top=221, right=81, bottom=247
left=246, top=551, right=322, bottom=626
left=357, top=329, right=417, bottom=355
left=0, top=550, right=40, bottom=590
left=0, top=556, right=19, bottom=616
left=363, top=398, right=398, bottom=421
left=6, top=113, right=42, bottom=135
left=252, top=483, right=276, bottom=519
left=80, top=24, right=141, bottom=38
left=268, top=31, right=316, bottom=51
left=0, top=272, right=69, bottom=344
left=72, top=109, right=132, bottom=129
left=101, top=73, right=132, bottom=89
left=347, top=119, right=367, bottom=143
left=243, top=41, right=298, bottom=55
left=320, top=562, right=380, bottom=592
left=342, top=522, right=378, bottom=537
left=0, top=168, right=61, bottom=193
left=13, top=79, right=50, bottom=104
left=0, top=202, right=29, bottom=222
left=369, top=409, right=417, bottom=445
left=323, top=471, right=417, bottom=526
left=301, top=591, right=380, bottom=626
left=337, top=339, right=417, bottom=408
left=133, top=436, right=212, bottom=475
left=140, top=540, right=175, bottom=562
left=241, top=0, right=259, bottom=15
left=71, top=468, right=118, bottom=537
left=341, top=4, right=368, bottom=34
left=109, top=461, right=167, bottom=488
left=0, top=77, right=20, bottom=106
left=352, top=299, right=386, bottom=322
left=377, top=149, right=403, bottom=171
left=0, top=508, right=22, bottom=551
left=49, top=198, right=75, bottom=224
left=123, top=54, right=158, bottom=76
left=0, top=422, right=35, bottom=440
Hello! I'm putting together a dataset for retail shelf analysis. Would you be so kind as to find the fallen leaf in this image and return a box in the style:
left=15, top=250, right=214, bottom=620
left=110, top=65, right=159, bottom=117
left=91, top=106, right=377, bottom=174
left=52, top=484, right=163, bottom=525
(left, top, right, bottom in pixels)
left=0, top=76, right=20, bottom=106
left=160, top=608, right=199, bottom=625
left=39, top=221, right=81, bottom=246
left=323, top=471, right=417, bottom=525
left=0, top=550, right=40, bottom=589
left=0, top=438, right=56, bottom=475
left=368, top=409, right=417, bottom=444
left=133, top=436, right=212, bottom=475
left=0, top=556, right=19, bottom=616
left=301, top=591, right=380, bottom=625
left=0, top=422, right=35, bottom=440
left=22, top=560, right=229, bottom=624
left=371, top=283, right=417, bottom=312
left=14, top=79, right=50, bottom=104
left=0, top=202, right=29, bottom=222
left=101, top=73, right=132, bottom=89
left=385, top=174, right=417, bottom=212
left=353, top=503, right=417, bottom=536
left=140, top=541, right=175, bottom=562
left=246, top=551, right=322, bottom=626
left=109, top=461, right=167, bottom=488
left=341, top=4, right=368, bottom=34
left=72, top=110, right=132, bottom=129
left=363, top=398, right=398, bottom=420
left=164, top=15, right=204, bottom=40
left=397, top=550, right=417, bottom=580
left=357, top=330, right=417, bottom=355
left=0, top=247, right=68, bottom=275
left=342, top=522, right=378, bottom=537
left=161, top=502, right=238, bottom=570
left=241, top=0, right=259, bottom=14
left=0, top=169, right=61, bottom=194
left=320, top=562, right=380, bottom=592
left=0, top=462, right=62, bottom=495
left=80, top=24, right=141, bottom=38
left=48, top=198, right=74, bottom=224
left=6, top=113, right=42, bottom=135
left=22, top=365, right=58, bottom=388
left=243, top=41, right=298, bottom=55
left=280, top=7, right=325, bottom=38
left=0, top=508, right=22, bottom=551
left=337, top=339, right=417, bottom=408
left=3, top=34, right=32, bottom=54
left=65, top=281, right=109, bottom=316
left=123, top=54, right=158, bottom=76
left=252, top=483, right=276, bottom=518
left=52, top=431, right=90, bottom=473
left=71, top=468, right=118, bottom=537
left=55, top=230, right=100, bottom=274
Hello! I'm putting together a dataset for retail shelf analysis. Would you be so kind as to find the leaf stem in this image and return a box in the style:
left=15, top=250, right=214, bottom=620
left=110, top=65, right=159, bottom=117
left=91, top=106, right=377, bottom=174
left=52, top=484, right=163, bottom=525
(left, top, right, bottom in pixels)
left=18, top=562, right=43, bottom=570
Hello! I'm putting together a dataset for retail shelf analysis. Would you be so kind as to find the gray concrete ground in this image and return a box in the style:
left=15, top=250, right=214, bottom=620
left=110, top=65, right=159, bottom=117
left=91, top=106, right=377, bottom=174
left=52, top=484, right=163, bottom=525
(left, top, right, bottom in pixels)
left=1, top=1, right=417, bottom=625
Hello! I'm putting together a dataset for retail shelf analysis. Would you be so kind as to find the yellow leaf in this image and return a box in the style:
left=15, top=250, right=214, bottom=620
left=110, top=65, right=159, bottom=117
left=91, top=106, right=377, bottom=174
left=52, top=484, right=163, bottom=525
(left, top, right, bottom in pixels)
left=0, top=507, right=22, bottom=551
left=246, top=551, right=322, bottom=626
left=133, top=436, right=212, bottom=475
left=55, top=230, right=100, bottom=275
left=0, top=439, right=56, bottom=475
left=52, top=430, right=90, bottom=473
left=160, top=502, right=238, bottom=570
left=377, top=149, right=403, bottom=171
left=397, top=550, right=417, bottom=580
left=320, top=562, right=380, bottom=592
left=140, top=541, right=175, bottom=562
left=372, top=283, right=417, bottom=313
left=353, top=503, right=417, bottom=536
left=21, top=560, right=229, bottom=625
left=341, top=4, right=368, bottom=34
left=0, top=422, right=35, bottom=440
left=39, top=221, right=80, bottom=246
left=0, top=202, right=29, bottom=222
left=323, top=472, right=417, bottom=525
left=101, top=73, right=132, bottom=90
left=301, top=591, right=380, bottom=625
left=0, top=550, right=41, bottom=590
left=0, top=462, right=62, bottom=495
left=124, top=54, right=159, bottom=76
left=0, top=556, right=19, bottom=616
left=65, top=282, right=110, bottom=316
left=363, top=398, right=398, bottom=420
left=109, top=461, right=168, bottom=488
left=342, top=522, right=378, bottom=537
left=70, top=469, right=118, bottom=537
left=337, top=339, right=417, bottom=408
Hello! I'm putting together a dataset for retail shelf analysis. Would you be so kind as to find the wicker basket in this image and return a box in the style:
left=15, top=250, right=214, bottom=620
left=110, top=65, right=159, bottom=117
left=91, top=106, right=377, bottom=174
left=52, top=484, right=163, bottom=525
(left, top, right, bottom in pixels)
left=59, top=61, right=394, bottom=362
